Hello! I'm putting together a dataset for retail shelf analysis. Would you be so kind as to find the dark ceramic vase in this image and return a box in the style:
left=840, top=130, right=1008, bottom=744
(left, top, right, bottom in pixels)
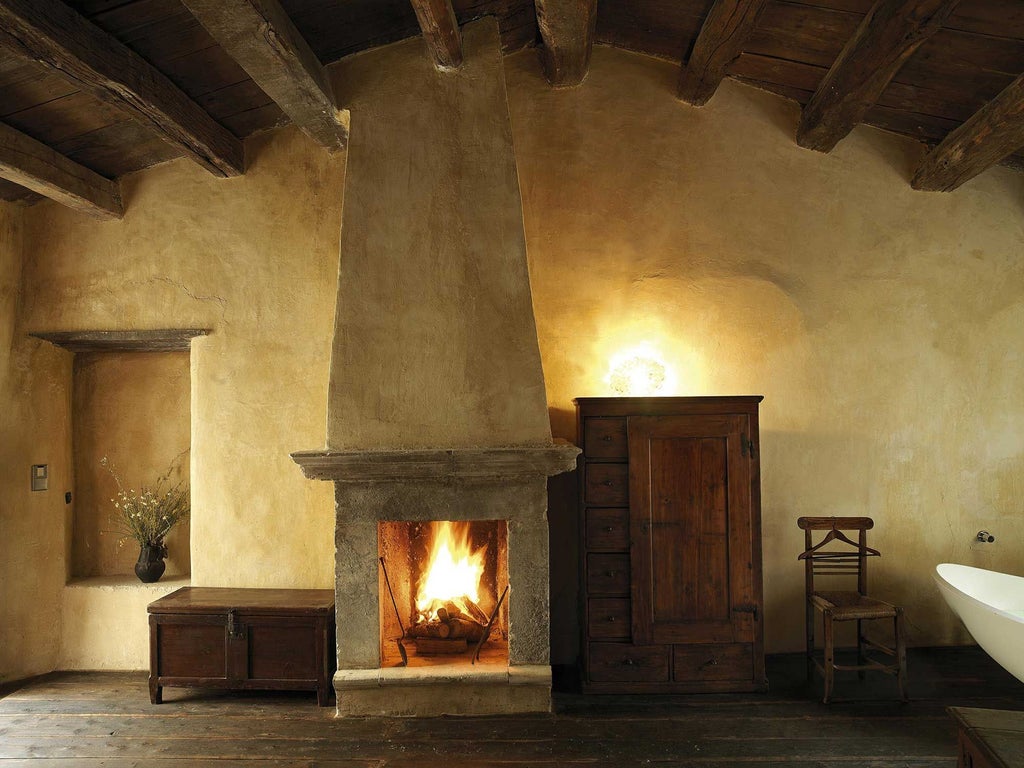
left=135, top=542, right=167, bottom=583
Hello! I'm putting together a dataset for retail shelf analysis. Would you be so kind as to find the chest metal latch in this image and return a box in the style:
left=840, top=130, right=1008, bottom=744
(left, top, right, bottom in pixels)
left=227, top=609, right=245, bottom=640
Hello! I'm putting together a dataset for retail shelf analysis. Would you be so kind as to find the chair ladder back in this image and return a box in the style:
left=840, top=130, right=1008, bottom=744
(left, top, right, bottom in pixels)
left=798, top=516, right=877, bottom=597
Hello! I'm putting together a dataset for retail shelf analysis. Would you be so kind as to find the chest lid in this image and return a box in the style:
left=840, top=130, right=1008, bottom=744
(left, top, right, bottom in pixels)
left=148, top=586, right=335, bottom=616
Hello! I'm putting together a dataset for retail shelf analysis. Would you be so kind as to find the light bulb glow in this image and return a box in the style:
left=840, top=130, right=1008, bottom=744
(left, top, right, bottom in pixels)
left=606, top=343, right=675, bottom=396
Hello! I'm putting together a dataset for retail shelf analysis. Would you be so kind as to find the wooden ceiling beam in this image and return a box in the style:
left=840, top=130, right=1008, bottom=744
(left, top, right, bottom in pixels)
left=180, top=0, right=347, bottom=152
left=912, top=73, right=1024, bottom=191
left=0, top=0, right=244, bottom=178
left=0, top=120, right=122, bottom=219
left=536, top=0, right=598, bottom=87
left=796, top=0, right=960, bottom=153
left=678, top=0, right=770, bottom=106
left=410, top=0, right=463, bottom=69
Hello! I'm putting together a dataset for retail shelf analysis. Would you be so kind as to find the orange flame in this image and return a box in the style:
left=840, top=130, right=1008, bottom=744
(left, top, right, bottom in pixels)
left=415, top=522, right=485, bottom=621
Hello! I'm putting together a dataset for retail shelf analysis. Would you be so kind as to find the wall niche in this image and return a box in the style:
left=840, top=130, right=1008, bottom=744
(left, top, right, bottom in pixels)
left=32, top=330, right=206, bottom=583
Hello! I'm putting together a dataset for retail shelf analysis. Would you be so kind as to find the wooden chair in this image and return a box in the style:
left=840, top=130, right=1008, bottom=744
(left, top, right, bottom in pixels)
left=797, top=516, right=908, bottom=704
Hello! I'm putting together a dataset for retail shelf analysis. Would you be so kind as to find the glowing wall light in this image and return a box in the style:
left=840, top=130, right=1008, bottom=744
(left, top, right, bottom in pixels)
left=605, top=343, right=676, bottom=396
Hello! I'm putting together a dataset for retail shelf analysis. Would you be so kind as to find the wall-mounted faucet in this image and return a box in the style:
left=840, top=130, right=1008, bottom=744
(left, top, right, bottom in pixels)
left=976, top=530, right=995, bottom=543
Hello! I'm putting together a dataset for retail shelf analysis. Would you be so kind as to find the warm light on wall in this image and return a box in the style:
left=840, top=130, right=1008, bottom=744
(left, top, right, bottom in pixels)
left=605, top=343, right=676, bottom=396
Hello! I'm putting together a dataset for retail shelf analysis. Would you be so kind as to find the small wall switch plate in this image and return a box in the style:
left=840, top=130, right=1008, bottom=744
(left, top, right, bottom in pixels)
left=31, top=464, right=48, bottom=492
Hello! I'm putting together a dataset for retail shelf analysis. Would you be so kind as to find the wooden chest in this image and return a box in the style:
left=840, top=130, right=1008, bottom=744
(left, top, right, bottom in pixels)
left=950, top=707, right=1024, bottom=768
left=148, top=587, right=336, bottom=706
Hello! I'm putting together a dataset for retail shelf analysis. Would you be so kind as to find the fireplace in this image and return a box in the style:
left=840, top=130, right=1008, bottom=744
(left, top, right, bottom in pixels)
left=291, top=18, right=578, bottom=716
left=292, top=446, right=577, bottom=715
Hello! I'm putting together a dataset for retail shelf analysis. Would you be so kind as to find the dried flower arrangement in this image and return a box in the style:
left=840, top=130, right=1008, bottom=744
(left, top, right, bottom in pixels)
left=102, top=455, right=190, bottom=550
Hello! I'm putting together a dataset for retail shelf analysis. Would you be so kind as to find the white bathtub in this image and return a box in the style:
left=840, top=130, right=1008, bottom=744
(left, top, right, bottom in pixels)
left=934, top=563, right=1024, bottom=684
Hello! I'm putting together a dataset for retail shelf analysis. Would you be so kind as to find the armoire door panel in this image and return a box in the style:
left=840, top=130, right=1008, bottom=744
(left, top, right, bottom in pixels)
left=630, top=414, right=754, bottom=646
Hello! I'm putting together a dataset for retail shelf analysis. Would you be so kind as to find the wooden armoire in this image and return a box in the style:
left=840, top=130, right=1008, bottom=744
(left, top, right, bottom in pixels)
left=574, top=396, right=766, bottom=693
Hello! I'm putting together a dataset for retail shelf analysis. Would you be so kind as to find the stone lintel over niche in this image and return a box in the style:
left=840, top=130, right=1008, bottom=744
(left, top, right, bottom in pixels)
left=30, top=329, right=209, bottom=353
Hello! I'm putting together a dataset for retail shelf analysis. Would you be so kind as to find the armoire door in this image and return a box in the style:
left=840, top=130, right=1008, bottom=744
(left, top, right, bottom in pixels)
left=628, top=414, right=758, bottom=645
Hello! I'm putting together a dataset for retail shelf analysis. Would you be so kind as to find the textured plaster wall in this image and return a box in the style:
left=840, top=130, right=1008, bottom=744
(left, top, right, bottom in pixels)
left=0, top=202, right=72, bottom=682
left=326, top=19, right=551, bottom=450
left=18, top=125, right=346, bottom=670
left=8, top=38, right=1024, bottom=674
left=506, top=46, right=1024, bottom=655
left=71, top=351, right=191, bottom=578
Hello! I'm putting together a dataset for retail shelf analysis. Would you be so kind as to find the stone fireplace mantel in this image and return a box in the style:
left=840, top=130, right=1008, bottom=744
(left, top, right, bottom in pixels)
left=290, top=440, right=579, bottom=482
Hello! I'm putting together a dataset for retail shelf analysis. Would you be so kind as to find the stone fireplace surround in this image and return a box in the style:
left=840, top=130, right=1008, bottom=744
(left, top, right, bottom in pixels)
left=292, top=443, right=579, bottom=716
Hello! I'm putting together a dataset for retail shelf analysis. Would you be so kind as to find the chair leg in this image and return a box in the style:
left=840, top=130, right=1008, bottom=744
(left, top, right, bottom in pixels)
left=857, top=618, right=865, bottom=680
left=822, top=610, right=834, bottom=704
left=806, top=600, right=815, bottom=683
left=895, top=608, right=908, bottom=702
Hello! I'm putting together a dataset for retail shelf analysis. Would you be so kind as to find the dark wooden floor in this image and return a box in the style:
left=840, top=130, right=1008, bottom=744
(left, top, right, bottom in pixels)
left=1, top=647, right=1022, bottom=767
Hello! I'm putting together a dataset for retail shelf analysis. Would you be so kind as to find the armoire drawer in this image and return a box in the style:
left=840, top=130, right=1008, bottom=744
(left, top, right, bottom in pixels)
left=586, top=554, right=630, bottom=595
left=588, top=598, right=630, bottom=640
left=673, top=643, right=753, bottom=682
left=583, top=417, right=627, bottom=458
left=588, top=643, right=669, bottom=682
left=584, top=463, right=628, bottom=505
left=585, top=508, right=629, bottom=550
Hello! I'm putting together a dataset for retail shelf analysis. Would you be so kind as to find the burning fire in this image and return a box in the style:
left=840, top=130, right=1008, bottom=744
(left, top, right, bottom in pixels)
left=415, top=521, right=485, bottom=623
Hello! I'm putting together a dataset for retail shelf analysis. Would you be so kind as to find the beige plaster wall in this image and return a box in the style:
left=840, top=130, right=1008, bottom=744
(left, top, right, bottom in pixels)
left=506, top=46, right=1024, bottom=654
left=326, top=19, right=551, bottom=450
left=21, top=125, right=346, bottom=607
left=60, top=576, right=189, bottom=670
left=71, top=351, right=191, bottom=578
left=0, top=202, right=72, bottom=683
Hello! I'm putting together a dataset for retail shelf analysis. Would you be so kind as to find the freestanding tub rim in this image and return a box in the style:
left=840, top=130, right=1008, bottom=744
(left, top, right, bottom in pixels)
left=934, top=561, right=1024, bottom=686
left=934, top=563, right=1024, bottom=624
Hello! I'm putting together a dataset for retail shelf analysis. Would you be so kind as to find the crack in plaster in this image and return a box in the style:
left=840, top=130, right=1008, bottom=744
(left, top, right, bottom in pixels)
left=150, top=277, right=228, bottom=321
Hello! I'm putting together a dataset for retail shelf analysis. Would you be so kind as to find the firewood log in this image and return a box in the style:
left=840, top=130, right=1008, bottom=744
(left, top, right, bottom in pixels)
left=409, top=621, right=451, bottom=639
left=444, top=600, right=468, bottom=621
left=462, top=596, right=490, bottom=625
left=448, top=616, right=485, bottom=641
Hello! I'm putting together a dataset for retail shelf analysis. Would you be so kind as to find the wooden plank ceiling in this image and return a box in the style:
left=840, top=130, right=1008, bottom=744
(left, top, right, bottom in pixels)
left=0, top=0, right=1022, bottom=216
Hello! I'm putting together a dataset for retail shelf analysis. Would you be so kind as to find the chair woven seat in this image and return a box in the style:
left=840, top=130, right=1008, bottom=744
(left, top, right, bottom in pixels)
left=812, top=591, right=899, bottom=620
